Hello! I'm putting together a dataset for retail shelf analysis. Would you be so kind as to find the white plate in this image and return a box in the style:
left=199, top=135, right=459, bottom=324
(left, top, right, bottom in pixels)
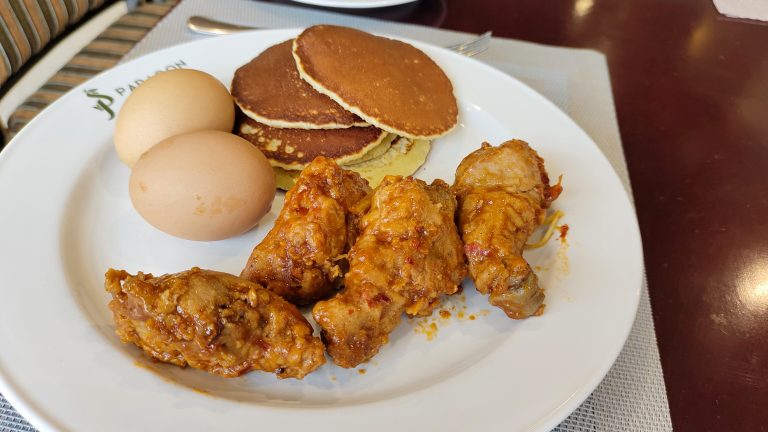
left=290, top=0, right=417, bottom=9
left=0, top=29, right=642, bottom=432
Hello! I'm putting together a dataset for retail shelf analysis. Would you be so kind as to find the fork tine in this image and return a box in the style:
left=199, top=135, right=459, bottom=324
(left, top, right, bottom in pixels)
left=447, top=31, right=492, bottom=57
left=464, top=31, right=493, bottom=49
left=457, top=41, right=488, bottom=57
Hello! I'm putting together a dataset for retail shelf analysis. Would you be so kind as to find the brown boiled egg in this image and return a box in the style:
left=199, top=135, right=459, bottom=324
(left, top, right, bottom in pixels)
left=129, top=130, right=276, bottom=241
left=114, top=69, right=234, bottom=167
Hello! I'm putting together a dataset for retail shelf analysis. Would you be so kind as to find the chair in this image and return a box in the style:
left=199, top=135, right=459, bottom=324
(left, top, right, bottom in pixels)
left=0, top=0, right=178, bottom=150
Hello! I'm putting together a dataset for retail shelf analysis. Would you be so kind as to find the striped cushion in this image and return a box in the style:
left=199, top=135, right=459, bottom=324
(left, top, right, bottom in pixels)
left=6, top=1, right=177, bottom=139
left=0, top=0, right=111, bottom=88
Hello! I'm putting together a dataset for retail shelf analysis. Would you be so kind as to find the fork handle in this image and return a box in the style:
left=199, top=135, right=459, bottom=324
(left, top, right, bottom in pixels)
left=187, top=16, right=257, bottom=36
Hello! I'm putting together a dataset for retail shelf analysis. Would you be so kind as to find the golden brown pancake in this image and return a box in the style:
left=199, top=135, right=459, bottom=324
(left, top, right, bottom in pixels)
left=232, top=40, right=367, bottom=129
left=293, top=25, right=459, bottom=140
left=350, top=132, right=395, bottom=163
left=237, top=114, right=388, bottom=170
left=273, top=138, right=431, bottom=191
left=344, top=137, right=431, bottom=187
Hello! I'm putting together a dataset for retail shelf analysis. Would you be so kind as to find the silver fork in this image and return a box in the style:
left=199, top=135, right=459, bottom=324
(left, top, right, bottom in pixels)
left=187, top=16, right=492, bottom=57
left=445, top=31, right=492, bottom=57
left=187, top=16, right=257, bottom=36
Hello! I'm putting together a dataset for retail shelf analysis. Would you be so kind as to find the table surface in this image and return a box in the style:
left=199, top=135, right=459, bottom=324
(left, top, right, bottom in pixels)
left=263, top=0, right=768, bottom=430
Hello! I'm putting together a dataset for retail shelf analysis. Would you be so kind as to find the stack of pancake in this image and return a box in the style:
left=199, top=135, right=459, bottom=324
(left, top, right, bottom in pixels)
left=231, top=25, right=458, bottom=190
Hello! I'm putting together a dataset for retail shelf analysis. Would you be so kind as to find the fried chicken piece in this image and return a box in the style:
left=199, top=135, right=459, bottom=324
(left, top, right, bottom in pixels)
left=105, top=267, right=326, bottom=379
left=241, top=157, right=371, bottom=305
left=454, top=140, right=562, bottom=319
left=313, top=176, right=467, bottom=368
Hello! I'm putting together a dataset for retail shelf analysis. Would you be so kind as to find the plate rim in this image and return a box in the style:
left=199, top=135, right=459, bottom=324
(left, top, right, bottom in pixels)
left=0, top=28, right=643, bottom=432
left=289, top=0, right=418, bottom=9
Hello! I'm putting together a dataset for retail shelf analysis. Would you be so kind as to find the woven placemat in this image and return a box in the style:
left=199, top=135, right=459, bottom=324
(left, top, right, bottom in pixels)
left=1, top=1, right=673, bottom=430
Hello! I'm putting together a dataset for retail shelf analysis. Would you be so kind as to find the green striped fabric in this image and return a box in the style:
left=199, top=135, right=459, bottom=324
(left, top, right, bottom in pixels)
left=5, top=1, right=177, bottom=139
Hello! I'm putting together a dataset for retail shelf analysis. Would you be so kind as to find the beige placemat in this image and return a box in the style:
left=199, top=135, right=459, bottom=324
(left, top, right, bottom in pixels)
left=1, top=1, right=672, bottom=430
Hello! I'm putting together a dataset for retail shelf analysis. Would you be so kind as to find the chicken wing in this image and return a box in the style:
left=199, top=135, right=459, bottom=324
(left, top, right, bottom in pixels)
left=313, top=176, right=467, bottom=368
left=454, top=140, right=562, bottom=319
left=105, top=267, right=326, bottom=379
left=241, top=157, right=371, bottom=305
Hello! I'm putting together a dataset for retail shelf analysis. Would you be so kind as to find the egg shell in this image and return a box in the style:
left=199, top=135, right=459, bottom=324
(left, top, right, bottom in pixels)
left=129, top=130, right=276, bottom=241
left=115, top=69, right=235, bottom=167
